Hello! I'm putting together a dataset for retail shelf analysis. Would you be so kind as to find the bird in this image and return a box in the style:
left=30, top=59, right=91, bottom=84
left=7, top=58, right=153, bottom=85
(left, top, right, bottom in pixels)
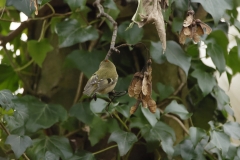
left=83, top=59, right=118, bottom=99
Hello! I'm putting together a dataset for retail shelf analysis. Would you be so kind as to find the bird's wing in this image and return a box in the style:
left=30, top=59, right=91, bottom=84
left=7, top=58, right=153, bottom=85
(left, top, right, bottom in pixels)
left=83, top=74, right=99, bottom=96
left=95, top=77, right=117, bottom=93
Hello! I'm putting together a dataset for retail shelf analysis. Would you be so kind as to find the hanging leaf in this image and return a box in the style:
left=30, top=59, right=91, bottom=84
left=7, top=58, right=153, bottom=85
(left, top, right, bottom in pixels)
left=191, top=69, right=216, bottom=96
left=55, top=19, right=98, bottom=48
left=210, top=131, right=230, bottom=157
left=141, top=107, right=157, bottom=127
left=164, top=100, right=192, bottom=120
left=223, top=122, right=240, bottom=139
left=65, top=50, right=105, bottom=78
left=90, top=98, right=108, bottom=114
left=191, top=0, right=233, bottom=25
left=108, top=130, right=137, bottom=156
left=6, top=0, right=35, bottom=16
left=27, top=39, right=53, bottom=67
left=150, top=41, right=166, bottom=64
left=189, top=127, right=207, bottom=147
left=207, top=43, right=226, bottom=74
left=64, top=0, right=87, bottom=11
left=5, top=135, right=32, bottom=159
left=69, top=102, right=94, bottom=125
left=0, top=89, right=16, bottom=110
left=68, top=150, right=96, bottom=160
left=165, top=41, right=191, bottom=76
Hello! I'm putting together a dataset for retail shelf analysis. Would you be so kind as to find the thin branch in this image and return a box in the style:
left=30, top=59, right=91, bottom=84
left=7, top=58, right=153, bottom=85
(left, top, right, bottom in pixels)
left=0, top=122, right=30, bottom=160
left=113, top=112, right=130, bottom=132
left=93, top=0, right=119, bottom=60
left=93, top=144, right=118, bottom=155
left=73, top=73, right=84, bottom=104
left=65, top=128, right=81, bottom=137
left=159, top=109, right=189, bottom=135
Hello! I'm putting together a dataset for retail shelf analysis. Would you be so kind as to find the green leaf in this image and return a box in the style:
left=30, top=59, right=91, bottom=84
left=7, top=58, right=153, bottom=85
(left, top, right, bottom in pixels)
left=69, top=102, right=94, bottom=125
left=206, top=30, right=229, bottom=55
left=28, top=136, right=73, bottom=160
left=210, top=131, right=230, bottom=156
left=6, top=0, right=35, bottom=16
left=156, top=82, right=174, bottom=100
left=189, top=127, right=207, bottom=147
left=164, top=100, right=192, bottom=120
left=191, top=0, right=233, bottom=25
left=108, top=130, right=137, bottom=156
left=191, top=69, right=216, bottom=96
left=223, top=122, right=240, bottom=139
left=141, top=107, right=157, bottom=127
left=90, top=99, right=108, bottom=114
left=207, top=43, right=226, bottom=74
left=165, top=41, right=191, bottom=76
left=68, top=151, right=95, bottom=160
left=0, top=0, right=6, bottom=7
left=179, top=139, right=195, bottom=160
left=64, top=0, right=87, bottom=11
left=150, top=41, right=166, bottom=64
left=212, top=86, right=230, bottom=111
left=0, top=65, right=19, bottom=92
left=45, top=151, right=59, bottom=160
left=141, top=121, right=176, bottom=156
left=5, top=135, right=32, bottom=158
left=64, top=50, right=105, bottom=78
left=0, top=89, right=16, bottom=110
left=55, top=19, right=98, bottom=48
left=14, top=96, right=67, bottom=132
left=227, top=46, right=240, bottom=75
left=118, top=21, right=144, bottom=44
left=103, top=0, right=118, bottom=10
left=27, top=39, right=53, bottom=67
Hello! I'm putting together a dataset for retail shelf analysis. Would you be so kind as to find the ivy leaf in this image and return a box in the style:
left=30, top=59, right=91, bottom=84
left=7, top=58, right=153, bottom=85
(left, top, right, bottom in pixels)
left=212, top=86, right=231, bottom=113
left=227, top=46, right=240, bottom=75
left=64, top=0, right=87, bottom=11
left=68, top=151, right=96, bottom=160
left=108, top=130, right=137, bottom=156
left=210, top=131, right=230, bottom=156
left=55, top=19, right=98, bottom=48
left=191, top=0, right=233, bottom=25
left=189, top=127, right=207, bottom=147
left=150, top=41, right=166, bottom=64
left=0, top=89, right=16, bottom=110
left=207, top=43, right=226, bottom=74
left=14, top=96, right=67, bottom=132
left=141, top=107, right=157, bottom=127
left=45, top=151, right=59, bottom=160
left=223, top=122, right=240, bottom=139
left=118, top=21, right=144, bottom=44
left=27, top=136, right=73, bottom=160
left=65, top=50, right=105, bottom=78
left=69, top=102, right=94, bottom=125
left=90, top=99, right=108, bottom=114
left=5, top=135, right=32, bottom=159
left=165, top=41, right=191, bottom=76
left=6, top=0, right=35, bottom=16
left=164, top=100, right=192, bottom=120
left=156, top=82, right=174, bottom=100
left=27, top=39, right=53, bottom=67
left=179, top=139, right=195, bottom=160
left=103, top=0, right=118, bottom=10
left=141, top=121, right=176, bottom=156
left=0, top=65, right=19, bottom=92
left=191, top=69, right=216, bottom=96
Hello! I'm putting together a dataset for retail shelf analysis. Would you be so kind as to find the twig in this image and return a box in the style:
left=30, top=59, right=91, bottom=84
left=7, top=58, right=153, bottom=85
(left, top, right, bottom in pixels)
left=93, top=144, right=118, bottom=155
left=93, top=0, right=119, bottom=60
left=65, top=128, right=81, bottom=137
left=73, top=73, right=84, bottom=104
left=0, top=122, right=30, bottom=160
left=159, top=109, right=189, bottom=135
left=113, top=112, right=130, bottom=132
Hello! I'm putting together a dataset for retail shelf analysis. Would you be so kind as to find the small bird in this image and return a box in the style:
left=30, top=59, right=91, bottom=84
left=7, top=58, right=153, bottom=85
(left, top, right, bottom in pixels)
left=83, top=59, right=118, bottom=98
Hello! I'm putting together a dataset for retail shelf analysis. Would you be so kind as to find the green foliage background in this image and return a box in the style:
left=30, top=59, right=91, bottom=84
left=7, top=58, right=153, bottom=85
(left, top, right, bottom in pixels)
left=0, top=0, right=240, bottom=159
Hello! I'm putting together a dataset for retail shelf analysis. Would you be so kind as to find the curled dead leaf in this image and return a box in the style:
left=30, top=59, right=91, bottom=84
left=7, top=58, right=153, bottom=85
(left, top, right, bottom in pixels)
left=148, top=99, right=157, bottom=113
left=183, top=10, right=194, bottom=27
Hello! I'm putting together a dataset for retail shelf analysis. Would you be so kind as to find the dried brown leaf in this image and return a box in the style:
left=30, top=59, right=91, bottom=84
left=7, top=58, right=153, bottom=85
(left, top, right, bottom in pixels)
left=134, top=80, right=142, bottom=95
left=183, top=10, right=194, bottom=27
left=142, top=99, right=148, bottom=108
left=130, top=105, right=138, bottom=114
left=179, top=29, right=187, bottom=44
left=192, top=33, right=200, bottom=44
left=196, top=19, right=212, bottom=35
left=196, top=25, right=204, bottom=36
left=183, top=27, right=191, bottom=36
left=148, top=99, right=157, bottom=113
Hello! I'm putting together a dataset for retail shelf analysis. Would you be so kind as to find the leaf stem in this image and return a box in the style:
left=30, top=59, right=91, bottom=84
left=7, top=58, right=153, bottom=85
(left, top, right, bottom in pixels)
left=93, top=144, right=118, bottom=155
left=113, top=112, right=130, bottom=132
left=14, top=59, right=34, bottom=72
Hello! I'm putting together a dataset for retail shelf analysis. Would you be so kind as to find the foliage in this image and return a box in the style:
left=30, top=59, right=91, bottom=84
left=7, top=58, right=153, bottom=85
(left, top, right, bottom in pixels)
left=0, top=0, right=240, bottom=159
